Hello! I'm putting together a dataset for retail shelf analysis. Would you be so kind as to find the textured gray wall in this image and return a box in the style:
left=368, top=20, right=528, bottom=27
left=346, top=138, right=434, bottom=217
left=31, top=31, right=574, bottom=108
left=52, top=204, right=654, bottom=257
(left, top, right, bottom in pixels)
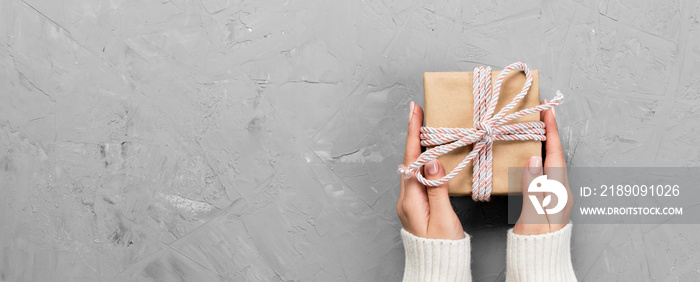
left=1, top=0, right=699, bottom=281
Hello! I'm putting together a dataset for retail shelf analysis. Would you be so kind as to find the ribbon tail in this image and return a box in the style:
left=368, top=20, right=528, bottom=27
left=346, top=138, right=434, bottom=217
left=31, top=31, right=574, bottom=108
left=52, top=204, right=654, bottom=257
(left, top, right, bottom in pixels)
left=499, top=91, right=565, bottom=124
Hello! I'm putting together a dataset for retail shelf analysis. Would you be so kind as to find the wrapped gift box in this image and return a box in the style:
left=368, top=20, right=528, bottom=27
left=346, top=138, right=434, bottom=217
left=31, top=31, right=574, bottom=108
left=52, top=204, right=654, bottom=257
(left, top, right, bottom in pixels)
left=423, top=70, right=541, bottom=196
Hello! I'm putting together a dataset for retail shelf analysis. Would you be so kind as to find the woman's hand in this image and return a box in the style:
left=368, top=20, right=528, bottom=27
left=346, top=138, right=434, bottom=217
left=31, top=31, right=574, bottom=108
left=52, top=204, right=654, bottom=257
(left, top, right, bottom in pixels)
left=397, top=102, right=465, bottom=240
left=513, top=101, right=574, bottom=235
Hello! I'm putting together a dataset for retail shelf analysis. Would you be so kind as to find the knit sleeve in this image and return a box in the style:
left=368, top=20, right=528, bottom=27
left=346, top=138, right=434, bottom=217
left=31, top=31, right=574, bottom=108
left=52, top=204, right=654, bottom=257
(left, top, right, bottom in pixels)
left=506, top=222, right=577, bottom=282
left=400, top=228, right=472, bottom=282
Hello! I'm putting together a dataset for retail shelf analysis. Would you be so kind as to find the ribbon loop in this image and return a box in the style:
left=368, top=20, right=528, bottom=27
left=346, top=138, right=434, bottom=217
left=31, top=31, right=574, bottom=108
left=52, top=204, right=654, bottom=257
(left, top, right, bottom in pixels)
left=397, top=62, right=564, bottom=201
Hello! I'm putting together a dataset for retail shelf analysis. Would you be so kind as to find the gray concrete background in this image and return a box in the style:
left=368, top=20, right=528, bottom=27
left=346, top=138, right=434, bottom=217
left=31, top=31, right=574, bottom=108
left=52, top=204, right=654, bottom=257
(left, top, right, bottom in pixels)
left=1, top=0, right=699, bottom=281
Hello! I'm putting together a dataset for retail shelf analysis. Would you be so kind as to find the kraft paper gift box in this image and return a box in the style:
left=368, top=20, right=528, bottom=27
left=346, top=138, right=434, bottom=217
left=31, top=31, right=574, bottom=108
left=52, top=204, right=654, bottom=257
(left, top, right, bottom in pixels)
left=423, top=70, right=541, bottom=196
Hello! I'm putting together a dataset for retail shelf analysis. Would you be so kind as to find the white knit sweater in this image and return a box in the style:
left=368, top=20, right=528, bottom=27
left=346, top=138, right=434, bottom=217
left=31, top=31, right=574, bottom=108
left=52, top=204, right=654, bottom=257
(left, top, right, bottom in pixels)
left=401, top=223, right=576, bottom=282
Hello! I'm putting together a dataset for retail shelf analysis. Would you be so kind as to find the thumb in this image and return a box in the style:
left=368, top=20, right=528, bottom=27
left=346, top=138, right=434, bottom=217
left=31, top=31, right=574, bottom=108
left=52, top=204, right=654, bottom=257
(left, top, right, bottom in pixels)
left=522, top=156, right=543, bottom=192
left=424, top=159, right=457, bottom=221
left=519, top=156, right=549, bottom=226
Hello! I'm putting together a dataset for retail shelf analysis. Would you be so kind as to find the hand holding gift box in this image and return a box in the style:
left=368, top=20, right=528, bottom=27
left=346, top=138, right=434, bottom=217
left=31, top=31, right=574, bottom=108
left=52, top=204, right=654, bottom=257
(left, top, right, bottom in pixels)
left=398, top=62, right=564, bottom=201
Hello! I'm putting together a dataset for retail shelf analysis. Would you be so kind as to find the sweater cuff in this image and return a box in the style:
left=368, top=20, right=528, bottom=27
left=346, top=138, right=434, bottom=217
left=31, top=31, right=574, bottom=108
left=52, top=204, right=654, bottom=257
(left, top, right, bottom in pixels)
left=506, top=222, right=577, bottom=282
left=401, top=228, right=471, bottom=282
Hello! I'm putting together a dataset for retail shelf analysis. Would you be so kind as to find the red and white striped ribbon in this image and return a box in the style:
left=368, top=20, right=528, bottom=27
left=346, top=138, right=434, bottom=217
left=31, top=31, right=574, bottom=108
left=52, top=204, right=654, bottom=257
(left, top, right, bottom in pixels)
left=398, top=62, right=564, bottom=201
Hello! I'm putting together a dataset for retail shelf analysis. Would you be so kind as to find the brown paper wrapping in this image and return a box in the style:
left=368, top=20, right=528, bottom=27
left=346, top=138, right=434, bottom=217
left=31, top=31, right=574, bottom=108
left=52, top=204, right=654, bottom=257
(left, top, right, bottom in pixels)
left=423, top=70, right=541, bottom=196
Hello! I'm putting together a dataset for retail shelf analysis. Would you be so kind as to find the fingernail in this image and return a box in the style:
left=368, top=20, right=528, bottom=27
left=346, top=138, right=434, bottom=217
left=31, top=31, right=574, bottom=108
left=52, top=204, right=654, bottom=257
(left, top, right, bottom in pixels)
left=552, top=106, right=556, bottom=118
left=528, top=156, right=542, bottom=174
left=426, top=159, right=438, bottom=175
left=409, top=101, right=414, bottom=124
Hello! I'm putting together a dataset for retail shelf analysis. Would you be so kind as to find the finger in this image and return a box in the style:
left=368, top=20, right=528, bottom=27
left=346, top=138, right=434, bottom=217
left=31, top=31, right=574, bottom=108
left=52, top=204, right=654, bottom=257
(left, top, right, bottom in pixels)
left=403, top=103, right=426, bottom=201
left=543, top=103, right=565, bottom=168
left=404, top=102, right=424, bottom=166
left=521, top=156, right=544, bottom=215
left=423, top=159, right=456, bottom=220
left=516, top=156, right=550, bottom=230
left=544, top=173, right=573, bottom=229
left=542, top=103, right=572, bottom=228
left=399, top=102, right=418, bottom=212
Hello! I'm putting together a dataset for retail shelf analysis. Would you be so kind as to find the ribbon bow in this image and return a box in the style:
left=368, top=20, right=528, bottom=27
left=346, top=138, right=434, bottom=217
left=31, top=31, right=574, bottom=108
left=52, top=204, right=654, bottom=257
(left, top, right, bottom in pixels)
left=398, top=62, right=564, bottom=201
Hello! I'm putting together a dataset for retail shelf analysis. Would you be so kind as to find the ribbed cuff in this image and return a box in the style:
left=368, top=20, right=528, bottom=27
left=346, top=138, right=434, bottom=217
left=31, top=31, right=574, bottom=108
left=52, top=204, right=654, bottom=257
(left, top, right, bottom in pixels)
left=401, top=228, right=471, bottom=282
left=506, top=222, right=577, bottom=282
